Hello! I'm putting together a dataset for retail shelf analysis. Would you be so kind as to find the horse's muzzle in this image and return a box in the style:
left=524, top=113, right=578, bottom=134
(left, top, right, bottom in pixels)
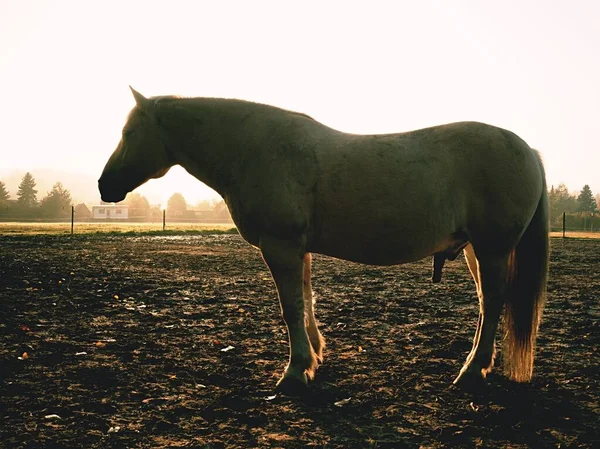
left=98, top=178, right=127, bottom=203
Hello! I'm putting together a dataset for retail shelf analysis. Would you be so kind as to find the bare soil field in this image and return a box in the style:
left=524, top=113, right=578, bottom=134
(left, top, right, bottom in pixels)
left=1, top=234, right=599, bottom=448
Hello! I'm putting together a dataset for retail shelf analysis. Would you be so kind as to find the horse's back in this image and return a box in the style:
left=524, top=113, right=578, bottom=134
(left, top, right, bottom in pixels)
left=309, top=121, right=544, bottom=263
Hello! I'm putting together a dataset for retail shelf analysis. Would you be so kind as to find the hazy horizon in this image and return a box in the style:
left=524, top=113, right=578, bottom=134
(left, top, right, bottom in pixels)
left=0, top=166, right=220, bottom=207
left=2, top=1, right=599, bottom=204
left=0, top=164, right=596, bottom=209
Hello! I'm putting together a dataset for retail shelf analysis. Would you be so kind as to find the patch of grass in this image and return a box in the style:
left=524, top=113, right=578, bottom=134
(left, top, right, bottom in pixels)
left=3, top=222, right=597, bottom=240
left=550, top=231, right=600, bottom=239
left=108, top=228, right=239, bottom=237
left=0, top=222, right=237, bottom=236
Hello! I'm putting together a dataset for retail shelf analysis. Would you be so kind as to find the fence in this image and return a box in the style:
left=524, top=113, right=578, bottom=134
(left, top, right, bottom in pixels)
left=548, top=212, right=599, bottom=238
left=2, top=208, right=597, bottom=237
left=0, top=207, right=234, bottom=235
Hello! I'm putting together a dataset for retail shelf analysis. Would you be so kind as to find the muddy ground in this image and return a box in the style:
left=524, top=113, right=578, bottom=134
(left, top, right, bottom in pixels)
left=0, top=234, right=599, bottom=448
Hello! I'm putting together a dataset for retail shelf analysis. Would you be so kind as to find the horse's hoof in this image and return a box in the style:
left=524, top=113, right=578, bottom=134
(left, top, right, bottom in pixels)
left=453, top=368, right=487, bottom=392
left=275, top=372, right=308, bottom=396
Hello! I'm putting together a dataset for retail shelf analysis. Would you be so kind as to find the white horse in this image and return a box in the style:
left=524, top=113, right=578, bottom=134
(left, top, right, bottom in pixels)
left=99, top=88, right=549, bottom=393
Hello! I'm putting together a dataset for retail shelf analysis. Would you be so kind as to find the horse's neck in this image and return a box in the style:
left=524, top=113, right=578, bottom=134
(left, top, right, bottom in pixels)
left=163, top=99, right=269, bottom=195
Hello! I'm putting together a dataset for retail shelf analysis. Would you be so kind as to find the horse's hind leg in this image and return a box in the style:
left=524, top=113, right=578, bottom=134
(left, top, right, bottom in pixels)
left=303, top=253, right=326, bottom=362
left=463, top=244, right=484, bottom=364
left=454, top=253, right=509, bottom=389
left=260, top=235, right=317, bottom=393
left=464, top=244, right=481, bottom=290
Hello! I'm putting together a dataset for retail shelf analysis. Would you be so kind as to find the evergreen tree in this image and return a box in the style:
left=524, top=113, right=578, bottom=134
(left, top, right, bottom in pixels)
left=40, top=182, right=73, bottom=218
left=17, top=172, right=38, bottom=208
left=0, top=181, right=9, bottom=202
left=0, top=181, right=9, bottom=216
left=577, top=184, right=597, bottom=213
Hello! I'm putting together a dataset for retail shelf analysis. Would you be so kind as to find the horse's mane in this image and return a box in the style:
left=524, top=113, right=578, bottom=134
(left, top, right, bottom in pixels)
left=149, top=95, right=315, bottom=122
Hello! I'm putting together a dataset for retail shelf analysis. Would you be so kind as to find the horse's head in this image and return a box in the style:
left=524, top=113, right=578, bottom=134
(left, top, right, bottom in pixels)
left=98, top=87, right=174, bottom=203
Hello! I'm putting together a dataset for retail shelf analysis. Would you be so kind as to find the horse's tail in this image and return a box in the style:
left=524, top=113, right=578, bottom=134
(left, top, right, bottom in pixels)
left=503, top=151, right=549, bottom=382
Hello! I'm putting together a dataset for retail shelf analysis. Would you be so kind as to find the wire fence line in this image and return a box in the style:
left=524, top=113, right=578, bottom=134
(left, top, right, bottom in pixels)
left=550, top=212, right=599, bottom=237
left=0, top=207, right=235, bottom=235
left=1, top=208, right=597, bottom=237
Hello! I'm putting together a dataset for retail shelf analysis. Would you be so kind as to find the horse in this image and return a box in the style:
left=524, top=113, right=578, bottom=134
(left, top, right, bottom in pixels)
left=99, top=87, right=549, bottom=393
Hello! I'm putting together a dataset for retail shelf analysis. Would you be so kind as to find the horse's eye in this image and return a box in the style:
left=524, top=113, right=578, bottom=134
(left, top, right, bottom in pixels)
left=123, top=130, right=135, bottom=138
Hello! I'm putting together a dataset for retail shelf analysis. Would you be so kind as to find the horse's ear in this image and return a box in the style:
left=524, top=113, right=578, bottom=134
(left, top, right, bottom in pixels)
left=130, top=86, right=150, bottom=110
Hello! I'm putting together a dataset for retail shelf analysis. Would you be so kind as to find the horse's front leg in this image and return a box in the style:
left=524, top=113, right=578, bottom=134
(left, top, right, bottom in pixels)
left=260, top=235, right=317, bottom=393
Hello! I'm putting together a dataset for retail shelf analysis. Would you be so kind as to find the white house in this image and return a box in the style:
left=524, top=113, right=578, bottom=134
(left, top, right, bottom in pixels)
left=92, top=204, right=129, bottom=220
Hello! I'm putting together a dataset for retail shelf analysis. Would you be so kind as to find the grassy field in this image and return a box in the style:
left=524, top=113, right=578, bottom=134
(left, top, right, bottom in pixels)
left=1, top=222, right=599, bottom=239
left=0, top=221, right=237, bottom=236
left=549, top=230, right=600, bottom=239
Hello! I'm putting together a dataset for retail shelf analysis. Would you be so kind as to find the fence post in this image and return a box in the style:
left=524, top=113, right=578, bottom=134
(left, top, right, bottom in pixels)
left=562, top=212, right=566, bottom=238
left=71, top=205, right=74, bottom=235
left=163, top=209, right=166, bottom=231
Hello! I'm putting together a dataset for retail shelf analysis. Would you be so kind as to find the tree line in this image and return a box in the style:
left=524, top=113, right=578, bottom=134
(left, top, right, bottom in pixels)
left=0, top=173, right=597, bottom=225
left=124, top=192, right=231, bottom=221
left=0, top=172, right=72, bottom=218
left=548, top=184, right=598, bottom=224
left=0, top=172, right=231, bottom=221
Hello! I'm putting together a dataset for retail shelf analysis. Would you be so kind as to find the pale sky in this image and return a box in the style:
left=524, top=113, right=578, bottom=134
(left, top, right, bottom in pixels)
left=1, top=0, right=599, bottom=206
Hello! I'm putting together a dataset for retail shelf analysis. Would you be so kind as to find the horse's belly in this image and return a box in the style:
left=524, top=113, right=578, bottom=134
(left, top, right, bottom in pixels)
left=310, top=222, right=455, bottom=266
left=312, top=245, right=425, bottom=266
left=311, top=179, right=462, bottom=265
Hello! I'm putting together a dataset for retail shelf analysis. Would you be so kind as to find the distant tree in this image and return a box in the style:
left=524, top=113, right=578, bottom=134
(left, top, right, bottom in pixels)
left=17, top=172, right=38, bottom=209
left=548, top=184, right=577, bottom=222
left=195, top=200, right=213, bottom=211
left=149, top=205, right=162, bottom=221
left=167, top=193, right=187, bottom=216
left=74, top=203, right=92, bottom=219
left=577, top=184, right=597, bottom=213
left=0, top=181, right=9, bottom=202
left=213, top=199, right=232, bottom=221
left=40, top=182, right=73, bottom=218
left=0, top=181, right=9, bottom=216
left=124, top=192, right=150, bottom=219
